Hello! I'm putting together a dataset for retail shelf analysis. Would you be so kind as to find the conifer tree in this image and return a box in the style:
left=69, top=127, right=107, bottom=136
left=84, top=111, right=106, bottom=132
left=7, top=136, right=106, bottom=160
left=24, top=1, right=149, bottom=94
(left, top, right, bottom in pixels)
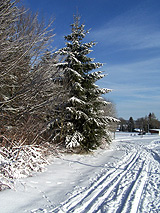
left=128, top=117, right=135, bottom=132
left=55, top=16, right=117, bottom=151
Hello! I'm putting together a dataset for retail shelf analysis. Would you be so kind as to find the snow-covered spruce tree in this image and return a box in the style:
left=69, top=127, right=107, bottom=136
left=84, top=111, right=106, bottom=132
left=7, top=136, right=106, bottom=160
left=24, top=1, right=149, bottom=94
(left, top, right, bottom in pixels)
left=55, top=16, right=117, bottom=151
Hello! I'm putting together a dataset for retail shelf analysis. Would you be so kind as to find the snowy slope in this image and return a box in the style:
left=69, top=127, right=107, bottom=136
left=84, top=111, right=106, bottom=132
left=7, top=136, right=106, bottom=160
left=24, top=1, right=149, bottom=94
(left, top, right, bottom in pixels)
left=0, top=133, right=160, bottom=213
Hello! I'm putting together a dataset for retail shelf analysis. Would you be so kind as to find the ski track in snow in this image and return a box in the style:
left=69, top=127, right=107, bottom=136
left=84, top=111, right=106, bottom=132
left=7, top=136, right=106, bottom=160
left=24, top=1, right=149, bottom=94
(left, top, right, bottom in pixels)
left=50, top=135, right=160, bottom=213
left=1, top=133, right=160, bottom=213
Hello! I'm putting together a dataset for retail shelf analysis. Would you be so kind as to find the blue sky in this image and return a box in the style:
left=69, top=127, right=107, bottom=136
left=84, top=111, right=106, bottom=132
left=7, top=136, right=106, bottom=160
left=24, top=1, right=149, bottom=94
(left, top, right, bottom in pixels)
left=22, top=0, right=160, bottom=120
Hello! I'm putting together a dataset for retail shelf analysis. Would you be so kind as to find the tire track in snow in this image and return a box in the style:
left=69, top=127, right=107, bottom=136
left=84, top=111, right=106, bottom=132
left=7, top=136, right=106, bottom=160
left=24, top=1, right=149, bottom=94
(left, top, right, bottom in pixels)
left=51, top=151, right=140, bottom=213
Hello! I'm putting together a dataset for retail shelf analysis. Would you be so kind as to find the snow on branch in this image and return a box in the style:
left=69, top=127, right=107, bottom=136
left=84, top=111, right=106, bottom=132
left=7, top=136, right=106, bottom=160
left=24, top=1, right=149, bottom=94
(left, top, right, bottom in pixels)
left=87, top=117, right=104, bottom=127
left=73, top=82, right=84, bottom=92
left=0, top=140, right=50, bottom=191
left=99, top=88, right=112, bottom=94
left=65, top=68, right=83, bottom=79
left=66, top=107, right=88, bottom=119
left=87, top=71, right=105, bottom=81
left=65, top=131, right=83, bottom=149
left=105, top=116, right=120, bottom=123
left=69, top=97, right=85, bottom=105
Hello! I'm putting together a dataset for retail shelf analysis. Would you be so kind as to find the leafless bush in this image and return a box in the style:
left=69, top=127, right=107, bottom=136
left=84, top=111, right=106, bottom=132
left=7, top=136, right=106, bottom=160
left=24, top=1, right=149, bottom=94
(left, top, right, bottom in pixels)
left=0, top=135, right=53, bottom=191
left=0, top=0, right=65, bottom=144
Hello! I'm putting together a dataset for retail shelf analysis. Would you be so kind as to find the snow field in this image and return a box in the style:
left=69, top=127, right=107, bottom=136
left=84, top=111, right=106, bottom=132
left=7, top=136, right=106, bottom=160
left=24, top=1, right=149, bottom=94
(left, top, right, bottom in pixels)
left=0, top=133, right=160, bottom=213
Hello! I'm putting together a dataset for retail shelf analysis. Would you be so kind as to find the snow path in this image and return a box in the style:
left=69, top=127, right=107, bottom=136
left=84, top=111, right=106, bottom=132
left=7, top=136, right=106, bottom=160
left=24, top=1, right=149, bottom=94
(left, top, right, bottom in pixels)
left=0, top=133, right=160, bottom=213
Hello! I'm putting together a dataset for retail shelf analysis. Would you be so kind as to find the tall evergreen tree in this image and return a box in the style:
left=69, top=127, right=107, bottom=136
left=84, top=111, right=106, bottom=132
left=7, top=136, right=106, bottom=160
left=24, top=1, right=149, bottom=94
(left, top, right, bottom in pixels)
left=128, top=117, right=135, bottom=132
left=55, top=16, right=117, bottom=151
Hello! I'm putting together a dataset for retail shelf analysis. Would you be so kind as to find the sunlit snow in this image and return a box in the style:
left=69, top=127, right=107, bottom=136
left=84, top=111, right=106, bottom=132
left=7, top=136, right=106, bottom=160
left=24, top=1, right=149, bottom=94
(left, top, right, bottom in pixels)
left=0, top=132, right=160, bottom=213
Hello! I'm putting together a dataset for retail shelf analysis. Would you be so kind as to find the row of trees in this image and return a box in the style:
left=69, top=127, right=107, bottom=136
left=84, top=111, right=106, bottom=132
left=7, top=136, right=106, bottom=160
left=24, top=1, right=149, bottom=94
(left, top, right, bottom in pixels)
left=119, top=113, right=160, bottom=132
left=0, top=0, right=118, bottom=151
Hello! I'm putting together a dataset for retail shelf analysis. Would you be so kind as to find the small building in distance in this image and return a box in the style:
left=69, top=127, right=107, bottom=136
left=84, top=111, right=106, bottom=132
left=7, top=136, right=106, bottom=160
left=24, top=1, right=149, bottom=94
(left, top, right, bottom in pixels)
left=149, top=129, right=160, bottom=135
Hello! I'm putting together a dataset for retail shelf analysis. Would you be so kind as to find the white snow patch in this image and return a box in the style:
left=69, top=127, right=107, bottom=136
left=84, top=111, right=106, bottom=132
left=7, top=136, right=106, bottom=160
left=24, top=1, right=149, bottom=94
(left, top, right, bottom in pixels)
left=0, top=133, right=160, bottom=213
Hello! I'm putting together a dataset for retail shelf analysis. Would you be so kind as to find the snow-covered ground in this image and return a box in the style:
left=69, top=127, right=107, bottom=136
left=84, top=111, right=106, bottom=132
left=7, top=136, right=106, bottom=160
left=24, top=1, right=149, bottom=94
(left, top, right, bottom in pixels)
left=0, top=132, right=160, bottom=213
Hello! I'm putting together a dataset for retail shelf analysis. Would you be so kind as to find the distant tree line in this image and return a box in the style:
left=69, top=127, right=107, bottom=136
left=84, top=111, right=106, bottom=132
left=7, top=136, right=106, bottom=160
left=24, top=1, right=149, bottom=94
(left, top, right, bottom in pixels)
left=119, top=113, right=160, bottom=133
left=0, top=0, right=118, bottom=152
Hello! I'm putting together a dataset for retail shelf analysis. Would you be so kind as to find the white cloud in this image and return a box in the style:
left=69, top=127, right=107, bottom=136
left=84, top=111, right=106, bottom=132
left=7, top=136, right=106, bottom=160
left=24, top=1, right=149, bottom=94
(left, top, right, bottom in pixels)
left=90, top=3, right=160, bottom=51
left=100, top=57, right=160, bottom=88
left=90, top=2, right=160, bottom=120
left=93, top=26, right=160, bottom=50
left=98, top=57, right=160, bottom=120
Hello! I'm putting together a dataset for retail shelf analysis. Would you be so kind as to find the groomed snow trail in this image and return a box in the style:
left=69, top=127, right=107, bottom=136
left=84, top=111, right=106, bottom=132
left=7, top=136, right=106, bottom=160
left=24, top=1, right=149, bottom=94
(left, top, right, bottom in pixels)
left=51, top=134, right=160, bottom=213
left=0, top=133, right=160, bottom=213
